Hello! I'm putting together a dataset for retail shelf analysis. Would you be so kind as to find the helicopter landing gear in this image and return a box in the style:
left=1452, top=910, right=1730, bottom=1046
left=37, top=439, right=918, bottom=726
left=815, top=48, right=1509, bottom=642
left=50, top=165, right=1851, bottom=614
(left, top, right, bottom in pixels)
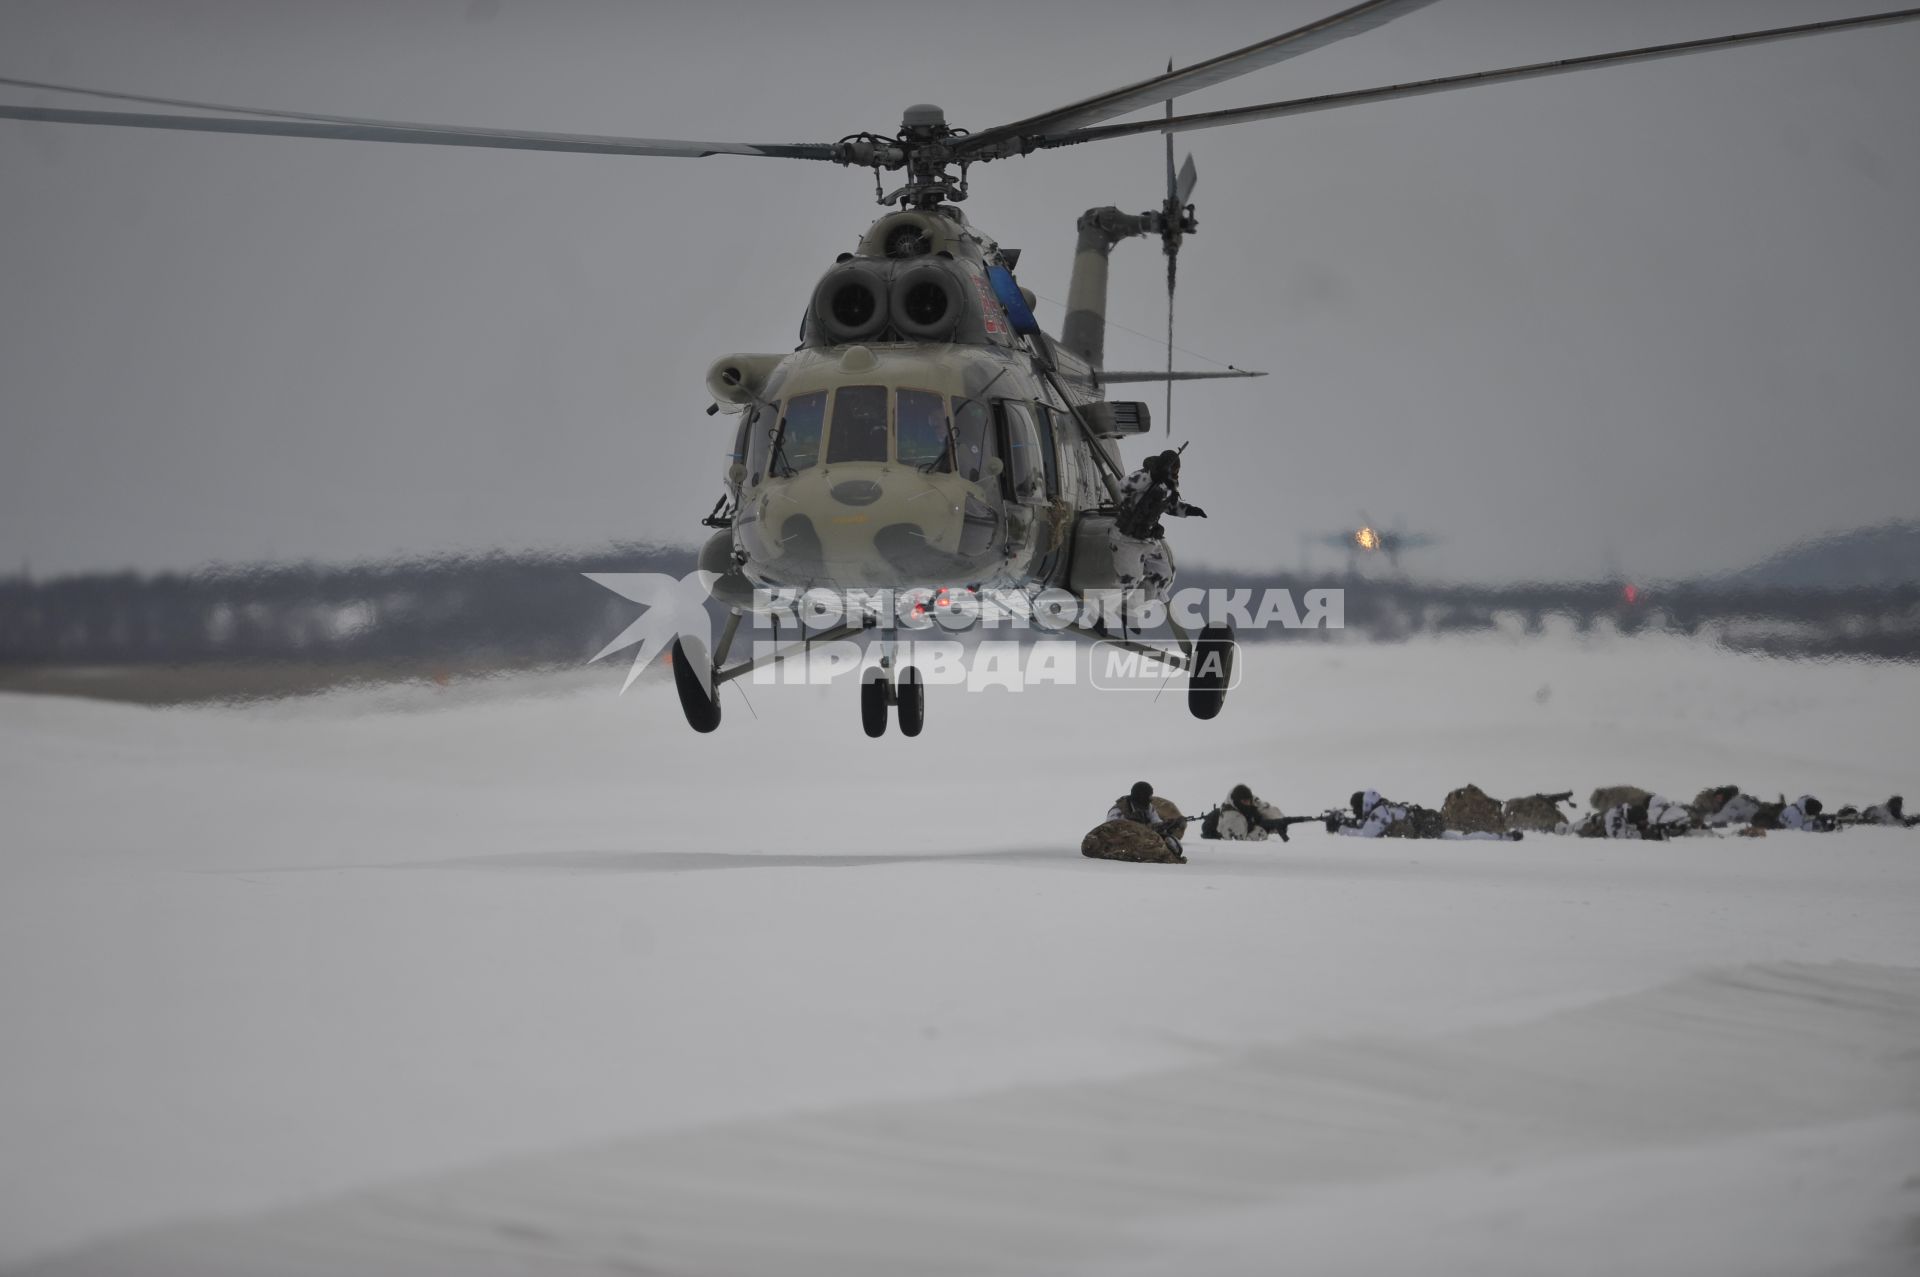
left=861, top=670, right=890, bottom=738
left=896, top=664, right=925, bottom=737
left=671, top=636, right=722, bottom=733
left=1186, top=622, right=1235, bottom=721
left=862, top=637, right=924, bottom=739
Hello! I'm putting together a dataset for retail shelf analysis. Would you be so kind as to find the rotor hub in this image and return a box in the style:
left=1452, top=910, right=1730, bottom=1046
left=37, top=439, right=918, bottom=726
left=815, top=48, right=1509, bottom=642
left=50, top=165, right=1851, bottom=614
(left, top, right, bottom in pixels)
left=900, top=103, right=947, bottom=135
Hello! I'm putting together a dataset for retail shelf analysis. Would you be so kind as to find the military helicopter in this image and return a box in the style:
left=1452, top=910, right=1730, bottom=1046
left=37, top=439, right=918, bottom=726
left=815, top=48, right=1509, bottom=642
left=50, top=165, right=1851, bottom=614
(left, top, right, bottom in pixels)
left=6, top=1, right=1914, bottom=738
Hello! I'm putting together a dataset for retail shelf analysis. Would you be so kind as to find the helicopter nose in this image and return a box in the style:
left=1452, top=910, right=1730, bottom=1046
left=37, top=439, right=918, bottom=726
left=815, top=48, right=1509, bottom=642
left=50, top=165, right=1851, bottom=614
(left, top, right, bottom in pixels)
left=742, top=466, right=996, bottom=589
left=828, top=479, right=884, bottom=507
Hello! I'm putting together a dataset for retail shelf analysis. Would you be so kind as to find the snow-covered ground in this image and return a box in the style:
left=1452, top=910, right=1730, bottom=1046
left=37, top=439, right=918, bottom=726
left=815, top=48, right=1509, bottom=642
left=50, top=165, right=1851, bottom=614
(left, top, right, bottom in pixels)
left=2, top=632, right=1918, bottom=1275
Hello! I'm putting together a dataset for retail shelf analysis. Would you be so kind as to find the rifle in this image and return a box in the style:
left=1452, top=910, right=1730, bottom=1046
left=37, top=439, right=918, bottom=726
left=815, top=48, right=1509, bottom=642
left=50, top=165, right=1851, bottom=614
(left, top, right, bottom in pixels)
left=1256, top=814, right=1327, bottom=842
left=1317, top=807, right=1359, bottom=833
left=1201, top=805, right=1329, bottom=841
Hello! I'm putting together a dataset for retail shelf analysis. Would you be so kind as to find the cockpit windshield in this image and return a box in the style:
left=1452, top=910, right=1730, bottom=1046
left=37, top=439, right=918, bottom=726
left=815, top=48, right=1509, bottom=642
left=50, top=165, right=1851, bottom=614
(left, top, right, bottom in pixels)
left=951, top=397, right=995, bottom=483
left=827, top=385, right=889, bottom=464
left=776, top=391, right=826, bottom=475
left=896, top=389, right=952, bottom=472
left=746, top=386, right=985, bottom=480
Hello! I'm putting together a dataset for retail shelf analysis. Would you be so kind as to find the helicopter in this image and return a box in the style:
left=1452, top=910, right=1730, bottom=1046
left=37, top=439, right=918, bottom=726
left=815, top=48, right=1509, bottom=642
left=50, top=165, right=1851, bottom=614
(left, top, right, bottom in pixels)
left=1318, top=516, right=1443, bottom=570
left=6, top=1, right=1915, bottom=738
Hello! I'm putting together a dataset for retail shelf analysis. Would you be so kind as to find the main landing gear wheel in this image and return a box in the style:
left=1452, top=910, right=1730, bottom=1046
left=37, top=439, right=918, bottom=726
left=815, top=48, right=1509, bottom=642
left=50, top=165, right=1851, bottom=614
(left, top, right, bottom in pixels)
left=896, top=665, right=924, bottom=737
left=1188, top=622, right=1235, bottom=721
left=861, top=671, right=890, bottom=738
left=671, top=637, right=721, bottom=733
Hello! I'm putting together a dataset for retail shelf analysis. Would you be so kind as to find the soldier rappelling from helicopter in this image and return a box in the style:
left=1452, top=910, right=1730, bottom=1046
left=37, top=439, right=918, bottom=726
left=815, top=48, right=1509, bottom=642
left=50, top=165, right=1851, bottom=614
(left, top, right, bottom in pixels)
left=1109, top=448, right=1207, bottom=600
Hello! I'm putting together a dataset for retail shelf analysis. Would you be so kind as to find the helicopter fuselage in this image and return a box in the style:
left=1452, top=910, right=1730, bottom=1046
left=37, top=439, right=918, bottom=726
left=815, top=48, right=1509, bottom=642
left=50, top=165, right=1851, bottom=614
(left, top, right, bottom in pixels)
left=701, top=206, right=1152, bottom=609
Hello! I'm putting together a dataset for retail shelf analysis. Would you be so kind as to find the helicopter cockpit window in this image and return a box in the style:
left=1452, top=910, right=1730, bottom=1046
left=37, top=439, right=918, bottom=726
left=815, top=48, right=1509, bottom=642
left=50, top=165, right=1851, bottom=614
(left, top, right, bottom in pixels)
left=950, top=398, right=996, bottom=483
left=826, top=385, right=888, bottom=464
left=775, top=390, right=826, bottom=475
left=744, top=401, right=776, bottom=487
left=997, top=400, right=1043, bottom=504
left=730, top=412, right=754, bottom=466
left=1034, top=406, right=1063, bottom=499
left=896, top=389, right=952, bottom=472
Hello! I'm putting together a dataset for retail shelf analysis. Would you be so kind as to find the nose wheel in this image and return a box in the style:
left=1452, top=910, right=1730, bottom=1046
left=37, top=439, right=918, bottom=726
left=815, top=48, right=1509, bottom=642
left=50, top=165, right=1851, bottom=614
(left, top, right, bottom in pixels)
left=1187, top=622, right=1235, bottom=721
left=897, top=665, right=924, bottom=737
left=671, top=637, right=722, bottom=733
left=861, top=671, right=890, bottom=738
left=861, top=663, right=926, bottom=738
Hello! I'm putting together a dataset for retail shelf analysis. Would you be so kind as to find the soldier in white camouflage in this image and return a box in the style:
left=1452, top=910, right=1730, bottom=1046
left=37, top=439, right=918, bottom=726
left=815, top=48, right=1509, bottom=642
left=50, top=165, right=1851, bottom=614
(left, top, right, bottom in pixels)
left=1776, top=794, right=1834, bottom=832
left=1108, top=451, right=1206, bottom=600
left=1206, top=784, right=1293, bottom=841
left=1331, top=789, right=1520, bottom=840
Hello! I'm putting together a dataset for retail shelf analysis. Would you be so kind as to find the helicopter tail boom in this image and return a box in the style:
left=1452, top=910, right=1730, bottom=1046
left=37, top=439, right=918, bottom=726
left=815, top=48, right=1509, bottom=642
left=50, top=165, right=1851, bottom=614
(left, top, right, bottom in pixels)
left=1059, top=207, right=1156, bottom=371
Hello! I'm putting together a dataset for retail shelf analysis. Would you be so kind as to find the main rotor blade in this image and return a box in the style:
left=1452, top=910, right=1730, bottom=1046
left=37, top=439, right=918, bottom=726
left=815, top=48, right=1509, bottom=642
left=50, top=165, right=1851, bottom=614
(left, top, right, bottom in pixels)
left=0, top=96, right=834, bottom=160
left=955, top=0, right=1437, bottom=158
left=1099, top=369, right=1266, bottom=383
left=1023, top=8, right=1920, bottom=153
left=0, top=73, right=453, bottom=126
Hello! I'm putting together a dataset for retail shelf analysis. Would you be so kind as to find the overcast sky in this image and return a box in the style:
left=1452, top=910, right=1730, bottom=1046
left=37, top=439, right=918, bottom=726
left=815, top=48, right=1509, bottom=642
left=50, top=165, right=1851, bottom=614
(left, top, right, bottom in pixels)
left=1, top=0, right=1915, bottom=582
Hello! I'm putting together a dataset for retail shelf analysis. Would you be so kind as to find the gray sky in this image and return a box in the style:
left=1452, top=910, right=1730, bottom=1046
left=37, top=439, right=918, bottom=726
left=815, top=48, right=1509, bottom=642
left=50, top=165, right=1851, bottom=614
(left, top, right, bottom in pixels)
left=1, top=0, right=1915, bottom=582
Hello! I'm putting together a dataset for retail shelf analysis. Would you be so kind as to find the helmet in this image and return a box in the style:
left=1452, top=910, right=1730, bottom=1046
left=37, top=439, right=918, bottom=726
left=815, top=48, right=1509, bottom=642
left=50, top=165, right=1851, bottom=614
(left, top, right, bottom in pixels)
left=1230, top=783, right=1253, bottom=805
left=1131, top=780, right=1154, bottom=803
left=1157, top=449, right=1181, bottom=477
left=1803, top=797, right=1824, bottom=817
left=1350, top=791, right=1367, bottom=818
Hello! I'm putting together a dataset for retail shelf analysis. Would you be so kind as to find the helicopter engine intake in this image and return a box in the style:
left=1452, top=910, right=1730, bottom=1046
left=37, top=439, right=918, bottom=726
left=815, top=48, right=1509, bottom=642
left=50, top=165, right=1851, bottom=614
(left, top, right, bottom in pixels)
left=889, top=264, right=964, bottom=340
left=811, top=263, right=890, bottom=344
left=804, top=255, right=1010, bottom=349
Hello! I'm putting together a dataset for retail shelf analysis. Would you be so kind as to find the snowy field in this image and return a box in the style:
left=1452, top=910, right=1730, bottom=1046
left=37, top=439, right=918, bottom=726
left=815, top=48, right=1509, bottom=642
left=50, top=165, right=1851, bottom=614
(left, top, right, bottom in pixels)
left=3, top=632, right=1918, bottom=1275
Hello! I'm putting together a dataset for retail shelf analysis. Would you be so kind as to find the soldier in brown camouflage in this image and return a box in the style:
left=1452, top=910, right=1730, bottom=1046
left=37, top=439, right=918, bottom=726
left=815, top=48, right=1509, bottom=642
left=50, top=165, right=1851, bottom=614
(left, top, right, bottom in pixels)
left=1440, top=784, right=1507, bottom=836
left=1084, top=781, right=1187, bottom=863
left=1503, top=792, right=1573, bottom=833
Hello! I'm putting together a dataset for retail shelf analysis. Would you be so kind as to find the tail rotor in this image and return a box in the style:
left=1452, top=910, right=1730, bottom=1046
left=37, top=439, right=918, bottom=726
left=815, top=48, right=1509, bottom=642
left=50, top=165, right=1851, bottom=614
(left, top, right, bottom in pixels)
left=1158, top=64, right=1199, bottom=434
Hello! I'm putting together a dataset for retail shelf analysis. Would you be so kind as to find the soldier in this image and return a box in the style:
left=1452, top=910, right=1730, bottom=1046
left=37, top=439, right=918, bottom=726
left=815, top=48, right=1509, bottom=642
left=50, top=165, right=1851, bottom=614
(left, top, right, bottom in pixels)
left=1329, top=789, right=1446, bottom=837
left=1327, top=789, right=1401, bottom=837
left=1595, top=793, right=1691, bottom=839
left=1776, top=794, right=1833, bottom=832
left=1331, top=789, right=1520, bottom=840
left=1205, top=784, right=1292, bottom=841
left=1108, top=451, right=1206, bottom=602
left=1109, top=780, right=1160, bottom=826
left=1648, top=793, right=1693, bottom=836
left=1100, top=780, right=1184, bottom=860
left=1503, top=792, right=1574, bottom=834
left=1114, top=450, right=1207, bottom=540
left=1693, top=785, right=1763, bottom=829
left=1860, top=795, right=1909, bottom=827
left=1440, top=784, right=1506, bottom=836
